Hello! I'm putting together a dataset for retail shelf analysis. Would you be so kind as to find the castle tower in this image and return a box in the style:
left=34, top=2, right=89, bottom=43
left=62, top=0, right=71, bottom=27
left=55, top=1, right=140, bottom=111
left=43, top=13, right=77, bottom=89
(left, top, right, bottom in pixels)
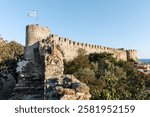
left=26, top=24, right=51, bottom=46
left=127, top=49, right=138, bottom=61
left=25, top=24, right=51, bottom=61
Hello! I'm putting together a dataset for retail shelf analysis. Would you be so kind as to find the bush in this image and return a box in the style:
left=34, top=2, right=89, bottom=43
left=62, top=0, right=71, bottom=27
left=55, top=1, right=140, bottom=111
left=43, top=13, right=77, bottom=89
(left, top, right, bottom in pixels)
left=74, top=68, right=96, bottom=84
left=64, top=49, right=150, bottom=100
left=64, top=48, right=91, bottom=74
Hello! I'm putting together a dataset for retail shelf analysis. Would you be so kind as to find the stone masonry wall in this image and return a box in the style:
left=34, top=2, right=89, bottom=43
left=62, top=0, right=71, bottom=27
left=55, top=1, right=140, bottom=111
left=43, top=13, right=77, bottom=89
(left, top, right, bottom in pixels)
left=25, top=24, right=137, bottom=62
left=49, top=35, right=129, bottom=61
left=127, top=49, right=138, bottom=61
left=26, top=24, right=51, bottom=46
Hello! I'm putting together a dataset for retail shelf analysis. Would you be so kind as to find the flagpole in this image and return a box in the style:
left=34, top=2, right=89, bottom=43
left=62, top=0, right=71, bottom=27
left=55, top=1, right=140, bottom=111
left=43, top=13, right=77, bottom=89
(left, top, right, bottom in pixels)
left=36, top=10, right=38, bottom=24
left=28, top=9, right=38, bottom=25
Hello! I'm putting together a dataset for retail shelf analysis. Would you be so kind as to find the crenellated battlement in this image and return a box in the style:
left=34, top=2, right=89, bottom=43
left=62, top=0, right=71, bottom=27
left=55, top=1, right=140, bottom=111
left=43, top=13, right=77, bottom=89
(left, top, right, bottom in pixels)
left=25, top=24, right=138, bottom=61
left=49, top=35, right=116, bottom=51
left=128, top=49, right=137, bottom=52
left=127, top=49, right=137, bottom=60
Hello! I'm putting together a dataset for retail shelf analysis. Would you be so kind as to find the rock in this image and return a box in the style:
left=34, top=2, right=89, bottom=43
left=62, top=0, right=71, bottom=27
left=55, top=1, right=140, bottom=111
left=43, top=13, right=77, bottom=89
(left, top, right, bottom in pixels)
left=46, top=90, right=59, bottom=100
left=72, top=82, right=90, bottom=94
left=45, top=75, right=91, bottom=100
left=64, top=75, right=80, bottom=83
left=76, top=92, right=91, bottom=100
left=55, top=86, right=64, bottom=95
left=44, top=40, right=64, bottom=79
left=63, top=88, right=75, bottom=95
left=60, top=95, right=78, bottom=100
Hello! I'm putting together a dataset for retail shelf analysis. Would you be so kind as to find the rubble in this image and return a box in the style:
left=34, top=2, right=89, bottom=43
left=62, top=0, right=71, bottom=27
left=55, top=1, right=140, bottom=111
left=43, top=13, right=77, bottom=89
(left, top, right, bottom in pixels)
left=45, top=75, right=91, bottom=100
left=10, top=78, right=43, bottom=100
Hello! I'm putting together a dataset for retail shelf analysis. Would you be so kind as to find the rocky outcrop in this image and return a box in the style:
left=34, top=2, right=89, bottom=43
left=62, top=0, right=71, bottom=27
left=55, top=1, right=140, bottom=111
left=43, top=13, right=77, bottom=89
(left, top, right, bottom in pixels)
left=45, top=75, right=91, bottom=100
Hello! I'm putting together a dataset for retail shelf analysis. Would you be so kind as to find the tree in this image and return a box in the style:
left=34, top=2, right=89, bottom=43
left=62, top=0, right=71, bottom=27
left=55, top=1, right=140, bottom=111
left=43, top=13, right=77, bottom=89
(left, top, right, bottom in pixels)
left=64, top=48, right=91, bottom=74
left=0, top=39, right=24, bottom=81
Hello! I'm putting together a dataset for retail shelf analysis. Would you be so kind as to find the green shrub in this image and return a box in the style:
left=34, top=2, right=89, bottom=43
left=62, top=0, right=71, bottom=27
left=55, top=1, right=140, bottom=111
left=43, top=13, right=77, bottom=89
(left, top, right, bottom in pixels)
left=64, top=49, right=150, bottom=100
left=74, top=68, right=96, bottom=84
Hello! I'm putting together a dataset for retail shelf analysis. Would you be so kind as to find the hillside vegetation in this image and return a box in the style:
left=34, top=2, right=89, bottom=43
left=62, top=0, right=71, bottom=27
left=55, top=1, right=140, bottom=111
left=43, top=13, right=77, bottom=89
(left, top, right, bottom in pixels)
left=0, top=38, right=24, bottom=70
left=64, top=49, right=150, bottom=100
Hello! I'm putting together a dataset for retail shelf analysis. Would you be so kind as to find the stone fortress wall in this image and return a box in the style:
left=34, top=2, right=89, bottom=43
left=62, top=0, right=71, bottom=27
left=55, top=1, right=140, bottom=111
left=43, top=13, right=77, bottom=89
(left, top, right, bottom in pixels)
left=49, top=35, right=137, bottom=61
left=25, top=24, right=137, bottom=62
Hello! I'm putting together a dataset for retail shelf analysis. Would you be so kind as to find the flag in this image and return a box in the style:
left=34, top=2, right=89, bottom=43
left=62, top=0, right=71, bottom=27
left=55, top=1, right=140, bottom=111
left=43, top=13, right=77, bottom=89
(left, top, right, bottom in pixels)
left=28, top=10, right=38, bottom=20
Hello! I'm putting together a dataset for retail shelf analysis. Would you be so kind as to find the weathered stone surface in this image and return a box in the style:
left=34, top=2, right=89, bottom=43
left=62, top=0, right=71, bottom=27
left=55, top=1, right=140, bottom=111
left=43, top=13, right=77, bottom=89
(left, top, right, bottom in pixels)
left=45, top=75, right=91, bottom=100
left=9, top=78, right=44, bottom=100
left=72, top=83, right=90, bottom=94
left=127, top=49, right=138, bottom=61
left=55, top=86, right=64, bottom=95
left=60, top=95, right=78, bottom=100
left=63, top=88, right=76, bottom=95
left=42, top=39, right=64, bottom=79
left=25, top=24, right=51, bottom=61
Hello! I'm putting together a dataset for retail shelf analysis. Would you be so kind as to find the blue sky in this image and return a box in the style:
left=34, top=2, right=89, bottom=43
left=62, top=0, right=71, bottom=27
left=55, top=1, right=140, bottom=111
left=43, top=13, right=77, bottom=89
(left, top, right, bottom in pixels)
left=0, top=0, right=150, bottom=58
